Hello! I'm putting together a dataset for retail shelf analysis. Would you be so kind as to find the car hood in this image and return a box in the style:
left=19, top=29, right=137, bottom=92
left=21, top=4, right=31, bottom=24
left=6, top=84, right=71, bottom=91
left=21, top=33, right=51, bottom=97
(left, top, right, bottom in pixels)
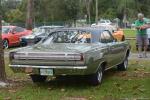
left=21, top=32, right=46, bottom=39
left=21, top=34, right=36, bottom=39
left=12, top=43, right=105, bottom=53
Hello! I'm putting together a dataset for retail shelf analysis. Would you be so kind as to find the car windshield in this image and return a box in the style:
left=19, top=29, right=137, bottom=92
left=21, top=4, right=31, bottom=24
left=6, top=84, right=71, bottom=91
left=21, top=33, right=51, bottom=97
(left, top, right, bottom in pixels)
left=2, top=27, right=10, bottom=34
left=41, top=30, right=91, bottom=45
left=99, top=20, right=105, bottom=23
left=106, top=20, right=111, bottom=23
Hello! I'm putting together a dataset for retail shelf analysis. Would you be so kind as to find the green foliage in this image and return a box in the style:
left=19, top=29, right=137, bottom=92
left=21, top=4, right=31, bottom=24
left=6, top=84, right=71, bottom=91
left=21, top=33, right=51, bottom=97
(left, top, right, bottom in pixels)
left=101, top=8, right=117, bottom=19
left=6, top=9, right=25, bottom=23
left=2, top=0, right=150, bottom=24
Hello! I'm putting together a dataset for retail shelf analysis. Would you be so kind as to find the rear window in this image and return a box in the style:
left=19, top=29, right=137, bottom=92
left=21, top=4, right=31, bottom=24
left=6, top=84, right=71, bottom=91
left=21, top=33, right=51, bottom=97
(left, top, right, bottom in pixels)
left=41, top=30, right=92, bottom=45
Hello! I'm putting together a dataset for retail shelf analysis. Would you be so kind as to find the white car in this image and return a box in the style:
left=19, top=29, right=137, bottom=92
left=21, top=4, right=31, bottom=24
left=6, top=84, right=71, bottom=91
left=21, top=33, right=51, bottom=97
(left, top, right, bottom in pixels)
left=91, top=19, right=112, bottom=27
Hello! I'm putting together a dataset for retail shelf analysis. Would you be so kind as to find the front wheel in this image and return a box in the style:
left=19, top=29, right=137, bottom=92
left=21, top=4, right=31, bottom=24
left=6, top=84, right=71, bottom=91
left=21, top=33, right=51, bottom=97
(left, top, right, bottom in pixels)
left=117, top=57, right=128, bottom=71
left=3, top=39, right=9, bottom=49
left=90, top=67, right=103, bottom=86
left=30, top=75, right=47, bottom=83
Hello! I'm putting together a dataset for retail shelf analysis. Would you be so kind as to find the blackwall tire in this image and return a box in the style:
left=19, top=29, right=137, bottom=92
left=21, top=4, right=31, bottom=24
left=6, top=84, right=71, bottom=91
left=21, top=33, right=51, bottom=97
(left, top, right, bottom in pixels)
left=117, top=58, right=128, bottom=71
left=3, top=39, right=9, bottom=49
left=90, top=67, right=103, bottom=86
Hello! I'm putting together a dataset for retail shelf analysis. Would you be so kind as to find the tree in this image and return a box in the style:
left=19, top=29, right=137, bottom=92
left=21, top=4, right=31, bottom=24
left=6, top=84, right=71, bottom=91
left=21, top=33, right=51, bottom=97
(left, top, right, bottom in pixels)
left=26, top=0, right=33, bottom=30
left=116, top=0, right=136, bottom=21
left=6, top=9, right=25, bottom=23
left=0, top=2, right=6, bottom=82
left=84, top=0, right=92, bottom=24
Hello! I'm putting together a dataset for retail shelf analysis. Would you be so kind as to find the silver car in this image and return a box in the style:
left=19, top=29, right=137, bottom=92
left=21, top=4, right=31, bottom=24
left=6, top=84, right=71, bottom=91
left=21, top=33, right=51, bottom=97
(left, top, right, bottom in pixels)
left=9, top=28, right=130, bottom=85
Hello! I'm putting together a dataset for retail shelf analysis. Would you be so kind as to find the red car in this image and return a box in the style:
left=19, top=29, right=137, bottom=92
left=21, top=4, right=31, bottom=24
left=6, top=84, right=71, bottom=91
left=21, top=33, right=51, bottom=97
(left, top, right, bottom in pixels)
left=2, top=26, right=32, bottom=49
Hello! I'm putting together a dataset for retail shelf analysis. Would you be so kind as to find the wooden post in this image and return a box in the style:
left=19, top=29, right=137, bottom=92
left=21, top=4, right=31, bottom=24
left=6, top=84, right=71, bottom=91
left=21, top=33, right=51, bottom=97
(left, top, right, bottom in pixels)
left=0, top=13, right=6, bottom=81
left=26, top=0, right=33, bottom=30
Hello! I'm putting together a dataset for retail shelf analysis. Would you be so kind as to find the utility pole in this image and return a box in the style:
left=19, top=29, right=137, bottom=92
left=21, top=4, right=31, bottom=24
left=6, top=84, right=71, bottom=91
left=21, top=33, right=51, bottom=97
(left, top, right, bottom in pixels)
left=26, top=0, right=33, bottom=30
left=0, top=6, right=6, bottom=82
left=95, top=0, right=98, bottom=24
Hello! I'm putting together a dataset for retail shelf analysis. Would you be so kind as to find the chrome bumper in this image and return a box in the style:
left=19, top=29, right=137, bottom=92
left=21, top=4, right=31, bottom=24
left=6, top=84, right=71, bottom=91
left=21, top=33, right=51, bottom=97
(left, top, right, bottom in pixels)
left=9, top=64, right=87, bottom=69
left=9, top=64, right=88, bottom=75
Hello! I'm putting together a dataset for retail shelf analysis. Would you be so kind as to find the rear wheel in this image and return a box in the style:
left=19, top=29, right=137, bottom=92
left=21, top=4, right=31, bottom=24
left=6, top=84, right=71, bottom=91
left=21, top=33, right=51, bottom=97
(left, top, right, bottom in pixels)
left=90, top=66, right=103, bottom=86
left=117, top=57, right=128, bottom=71
left=30, top=75, right=47, bottom=83
left=3, top=39, right=9, bottom=49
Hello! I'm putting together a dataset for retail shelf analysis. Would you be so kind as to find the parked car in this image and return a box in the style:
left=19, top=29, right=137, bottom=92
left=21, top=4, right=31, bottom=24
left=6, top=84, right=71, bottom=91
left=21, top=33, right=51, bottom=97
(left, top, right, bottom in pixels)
left=2, top=26, right=32, bottom=49
left=91, top=19, right=112, bottom=27
left=9, top=28, right=130, bottom=86
left=20, top=26, right=64, bottom=46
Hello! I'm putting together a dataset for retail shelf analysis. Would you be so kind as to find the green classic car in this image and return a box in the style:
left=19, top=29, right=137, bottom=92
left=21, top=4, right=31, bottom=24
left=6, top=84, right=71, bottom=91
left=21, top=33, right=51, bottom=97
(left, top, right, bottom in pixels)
left=9, top=28, right=130, bottom=85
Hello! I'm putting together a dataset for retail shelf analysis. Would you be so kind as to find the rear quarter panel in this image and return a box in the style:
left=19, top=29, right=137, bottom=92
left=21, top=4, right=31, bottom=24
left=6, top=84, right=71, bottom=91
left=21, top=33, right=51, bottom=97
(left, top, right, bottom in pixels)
left=83, top=45, right=108, bottom=74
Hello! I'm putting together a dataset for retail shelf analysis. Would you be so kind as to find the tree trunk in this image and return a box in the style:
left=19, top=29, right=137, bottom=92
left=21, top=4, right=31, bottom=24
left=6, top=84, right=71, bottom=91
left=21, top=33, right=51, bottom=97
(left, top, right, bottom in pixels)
left=123, top=9, right=127, bottom=28
left=85, top=0, right=91, bottom=25
left=0, top=15, right=6, bottom=81
left=26, top=0, right=33, bottom=30
left=95, top=0, right=98, bottom=24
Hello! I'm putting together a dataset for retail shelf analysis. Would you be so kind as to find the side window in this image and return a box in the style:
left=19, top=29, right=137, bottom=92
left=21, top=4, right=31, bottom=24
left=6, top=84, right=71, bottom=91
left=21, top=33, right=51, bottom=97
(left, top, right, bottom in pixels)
left=100, top=31, right=114, bottom=43
left=73, top=31, right=91, bottom=43
left=14, top=27, right=24, bottom=33
left=44, top=31, right=91, bottom=43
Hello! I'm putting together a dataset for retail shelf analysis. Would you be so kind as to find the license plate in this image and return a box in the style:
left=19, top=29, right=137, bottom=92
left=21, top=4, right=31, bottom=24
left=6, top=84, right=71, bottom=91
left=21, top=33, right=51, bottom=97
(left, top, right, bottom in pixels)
left=40, top=69, right=53, bottom=76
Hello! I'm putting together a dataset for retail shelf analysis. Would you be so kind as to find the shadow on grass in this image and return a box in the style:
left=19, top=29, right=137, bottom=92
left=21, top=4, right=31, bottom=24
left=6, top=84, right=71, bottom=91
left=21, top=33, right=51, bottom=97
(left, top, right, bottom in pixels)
left=34, top=67, right=119, bottom=89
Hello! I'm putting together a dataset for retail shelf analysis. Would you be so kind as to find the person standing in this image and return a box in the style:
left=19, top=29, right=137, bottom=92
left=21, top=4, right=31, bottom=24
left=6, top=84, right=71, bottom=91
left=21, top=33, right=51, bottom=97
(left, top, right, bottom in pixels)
left=135, top=13, right=149, bottom=58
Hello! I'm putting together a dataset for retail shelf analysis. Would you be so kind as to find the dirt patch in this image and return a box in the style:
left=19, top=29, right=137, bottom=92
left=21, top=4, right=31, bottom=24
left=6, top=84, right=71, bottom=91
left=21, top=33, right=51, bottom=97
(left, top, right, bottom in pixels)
left=115, top=69, right=150, bottom=79
left=0, top=77, right=31, bottom=91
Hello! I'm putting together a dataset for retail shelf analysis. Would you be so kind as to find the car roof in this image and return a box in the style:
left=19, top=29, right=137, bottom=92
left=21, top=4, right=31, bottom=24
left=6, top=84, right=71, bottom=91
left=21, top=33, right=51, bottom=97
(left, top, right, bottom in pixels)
left=39, top=26, right=64, bottom=28
left=2, top=26, right=16, bottom=28
left=52, top=27, right=106, bottom=33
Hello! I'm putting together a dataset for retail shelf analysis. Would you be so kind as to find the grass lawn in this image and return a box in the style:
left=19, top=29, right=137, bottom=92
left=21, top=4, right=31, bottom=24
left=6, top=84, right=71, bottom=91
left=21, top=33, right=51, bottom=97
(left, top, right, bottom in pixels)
left=123, top=29, right=137, bottom=53
left=127, top=39, right=137, bottom=53
left=123, top=29, right=136, bottom=38
left=0, top=57, right=150, bottom=100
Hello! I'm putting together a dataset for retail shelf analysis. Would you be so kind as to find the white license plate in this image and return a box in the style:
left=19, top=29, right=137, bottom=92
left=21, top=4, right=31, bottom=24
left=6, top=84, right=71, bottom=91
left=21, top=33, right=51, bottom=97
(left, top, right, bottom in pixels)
left=40, top=69, right=53, bottom=76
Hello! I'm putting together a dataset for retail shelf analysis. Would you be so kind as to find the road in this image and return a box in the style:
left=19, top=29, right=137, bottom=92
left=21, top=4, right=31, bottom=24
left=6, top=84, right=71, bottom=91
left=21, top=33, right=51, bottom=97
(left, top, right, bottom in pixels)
left=129, top=53, right=150, bottom=60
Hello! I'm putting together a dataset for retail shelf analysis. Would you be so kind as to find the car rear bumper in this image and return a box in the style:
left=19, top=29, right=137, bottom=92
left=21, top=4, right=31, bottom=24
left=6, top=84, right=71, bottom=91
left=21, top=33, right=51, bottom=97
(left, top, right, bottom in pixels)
left=9, top=64, right=88, bottom=76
